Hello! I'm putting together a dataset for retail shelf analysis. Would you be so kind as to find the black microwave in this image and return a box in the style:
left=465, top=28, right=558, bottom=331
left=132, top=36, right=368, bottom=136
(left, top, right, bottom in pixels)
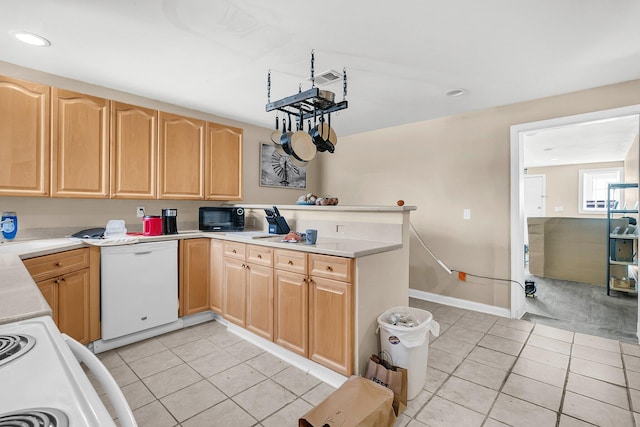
left=199, top=207, right=245, bottom=231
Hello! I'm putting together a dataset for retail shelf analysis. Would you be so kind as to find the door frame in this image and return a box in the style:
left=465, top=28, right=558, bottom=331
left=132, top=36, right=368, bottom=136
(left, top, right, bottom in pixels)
left=510, top=104, right=640, bottom=320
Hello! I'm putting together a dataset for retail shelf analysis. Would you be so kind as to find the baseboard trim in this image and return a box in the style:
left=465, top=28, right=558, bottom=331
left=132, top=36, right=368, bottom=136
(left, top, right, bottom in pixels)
left=409, top=288, right=511, bottom=319
left=215, top=314, right=348, bottom=389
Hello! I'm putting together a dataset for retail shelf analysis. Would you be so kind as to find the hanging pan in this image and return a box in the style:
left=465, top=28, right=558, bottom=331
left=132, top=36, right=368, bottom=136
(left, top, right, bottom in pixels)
left=282, top=111, right=316, bottom=165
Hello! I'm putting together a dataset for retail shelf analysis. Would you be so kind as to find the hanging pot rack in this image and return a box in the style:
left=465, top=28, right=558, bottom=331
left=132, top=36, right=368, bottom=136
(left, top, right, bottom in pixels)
left=265, top=50, right=348, bottom=123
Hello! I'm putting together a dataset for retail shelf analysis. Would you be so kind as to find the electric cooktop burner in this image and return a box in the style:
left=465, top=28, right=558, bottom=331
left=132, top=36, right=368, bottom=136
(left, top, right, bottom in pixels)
left=0, top=408, right=68, bottom=427
left=0, top=334, right=35, bottom=367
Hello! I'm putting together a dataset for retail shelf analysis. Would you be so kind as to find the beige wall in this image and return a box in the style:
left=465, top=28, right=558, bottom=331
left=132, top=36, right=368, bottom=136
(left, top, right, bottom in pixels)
left=319, top=79, right=640, bottom=309
left=0, top=61, right=319, bottom=234
left=526, top=161, right=624, bottom=218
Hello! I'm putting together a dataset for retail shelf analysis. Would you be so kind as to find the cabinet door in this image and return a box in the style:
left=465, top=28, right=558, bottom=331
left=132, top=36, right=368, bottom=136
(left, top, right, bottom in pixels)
left=57, top=269, right=91, bottom=345
left=158, top=112, right=205, bottom=199
left=110, top=101, right=157, bottom=199
left=309, top=276, right=353, bottom=376
left=246, top=263, right=274, bottom=341
left=37, top=279, right=58, bottom=325
left=223, top=257, right=247, bottom=327
left=274, top=269, right=308, bottom=357
left=52, top=88, right=109, bottom=198
left=179, top=239, right=210, bottom=317
left=0, top=75, right=50, bottom=196
left=210, top=240, right=224, bottom=314
left=205, top=122, right=243, bottom=201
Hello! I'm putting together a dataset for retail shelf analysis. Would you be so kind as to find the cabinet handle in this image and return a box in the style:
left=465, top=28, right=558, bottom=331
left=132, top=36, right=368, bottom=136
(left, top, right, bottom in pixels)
left=287, top=260, right=293, bottom=265
left=257, top=254, right=262, bottom=259
left=326, top=266, right=333, bottom=271
left=55, top=262, right=62, bottom=267
left=134, top=251, right=152, bottom=256
left=232, top=249, right=237, bottom=253
left=242, top=263, right=246, bottom=268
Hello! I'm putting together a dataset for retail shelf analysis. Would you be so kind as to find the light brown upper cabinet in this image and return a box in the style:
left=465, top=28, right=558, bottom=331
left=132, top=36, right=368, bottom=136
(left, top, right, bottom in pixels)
left=0, top=75, right=50, bottom=197
left=110, top=101, right=157, bottom=199
left=158, top=112, right=205, bottom=199
left=51, top=88, right=109, bottom=198
left=205, top=122, right=243, bottom=200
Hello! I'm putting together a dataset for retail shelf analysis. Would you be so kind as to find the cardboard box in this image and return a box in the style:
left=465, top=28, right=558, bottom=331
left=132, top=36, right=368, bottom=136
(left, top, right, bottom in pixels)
left=299, top=376, right=396, bottom=427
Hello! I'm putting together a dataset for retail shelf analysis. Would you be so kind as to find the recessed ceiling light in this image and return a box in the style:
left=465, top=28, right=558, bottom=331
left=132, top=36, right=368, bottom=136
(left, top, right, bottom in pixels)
left=11, top=31, right=51, bottom=47
left=445, top=89, right=466, bottom=97
left=543, top=148, right=553, bottom=151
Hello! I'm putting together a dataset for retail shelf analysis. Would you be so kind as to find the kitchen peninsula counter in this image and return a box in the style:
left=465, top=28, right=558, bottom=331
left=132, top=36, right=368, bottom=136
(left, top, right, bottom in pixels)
left=1, top=205, right=415, bottom=381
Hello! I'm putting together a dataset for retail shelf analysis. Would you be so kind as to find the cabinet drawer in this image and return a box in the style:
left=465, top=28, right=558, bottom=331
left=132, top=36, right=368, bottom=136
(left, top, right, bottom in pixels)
left=309, top=254, right=353, bottom=282
left=23, top=248, right=90, bottom=282
left=274, top=249, right=307, bottom=274
left=223, top=241, right=246, bottom=260
left=247, top=245, right=273, bottom=267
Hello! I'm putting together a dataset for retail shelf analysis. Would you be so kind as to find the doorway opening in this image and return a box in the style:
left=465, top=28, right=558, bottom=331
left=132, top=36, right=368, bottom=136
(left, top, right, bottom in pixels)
left=510, top=106, right=640, bottom=342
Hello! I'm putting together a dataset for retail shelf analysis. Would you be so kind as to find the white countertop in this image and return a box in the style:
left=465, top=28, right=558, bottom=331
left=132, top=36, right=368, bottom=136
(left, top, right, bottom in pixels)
left=0, top=232, right=402, bottom=325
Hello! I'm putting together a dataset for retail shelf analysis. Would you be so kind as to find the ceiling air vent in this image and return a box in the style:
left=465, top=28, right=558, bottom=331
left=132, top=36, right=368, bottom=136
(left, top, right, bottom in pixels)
left=307, top=69, right=342, bottom=86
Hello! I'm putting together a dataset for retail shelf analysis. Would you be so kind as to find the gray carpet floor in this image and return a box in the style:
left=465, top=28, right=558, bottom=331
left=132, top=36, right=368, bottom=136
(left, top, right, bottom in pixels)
left=523, top=273, right=638, bottom=343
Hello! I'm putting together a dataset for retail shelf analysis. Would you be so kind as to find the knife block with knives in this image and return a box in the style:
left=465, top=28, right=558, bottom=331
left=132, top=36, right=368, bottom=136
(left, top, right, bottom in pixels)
left=265, top=206, right=290, bottom=234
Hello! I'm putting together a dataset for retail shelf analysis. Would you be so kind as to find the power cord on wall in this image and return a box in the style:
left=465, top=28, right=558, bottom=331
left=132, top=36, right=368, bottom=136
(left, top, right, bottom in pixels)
left=409, top=219, right=532, bottom=296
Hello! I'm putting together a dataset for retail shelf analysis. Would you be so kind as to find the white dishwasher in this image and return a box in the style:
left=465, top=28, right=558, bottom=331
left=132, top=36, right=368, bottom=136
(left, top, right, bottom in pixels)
left=101, top=240, right=178, bottom=341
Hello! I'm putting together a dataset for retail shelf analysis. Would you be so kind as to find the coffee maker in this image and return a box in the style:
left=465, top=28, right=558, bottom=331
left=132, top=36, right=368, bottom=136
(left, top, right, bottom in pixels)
left=161, top=209, right=178, bottom=235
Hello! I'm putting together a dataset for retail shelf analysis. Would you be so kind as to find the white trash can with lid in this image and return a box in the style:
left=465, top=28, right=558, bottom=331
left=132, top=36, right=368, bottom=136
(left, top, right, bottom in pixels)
left=377, top=306, right=440, bottom=400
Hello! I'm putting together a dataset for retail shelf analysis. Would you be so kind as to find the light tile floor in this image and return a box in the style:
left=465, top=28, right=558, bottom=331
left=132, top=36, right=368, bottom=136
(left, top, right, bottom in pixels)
left=89, top=299, right=640, bottom=426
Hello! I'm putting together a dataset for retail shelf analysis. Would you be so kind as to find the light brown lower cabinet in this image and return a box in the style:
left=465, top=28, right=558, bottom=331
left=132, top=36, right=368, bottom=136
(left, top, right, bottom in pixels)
left=274, top=269, right=308, bottom=356
left=179, top=239, right=210, bottom=317
left=309, top=276, right=353, bottom=376
left=209, top=240, right=224, bottom=314
left=216, top=243, right=354, bottom=376
left=222, top=242, right=274, bottom=340
left=23, top=247, right=100, bottom=345
left=273, top=249, right=354, bottom=376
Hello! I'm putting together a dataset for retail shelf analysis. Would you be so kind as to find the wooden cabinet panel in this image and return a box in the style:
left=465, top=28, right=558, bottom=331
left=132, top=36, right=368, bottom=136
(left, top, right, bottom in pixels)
left=224, top=241, right=246, bottom=260
left=223, top=257, right=247, bottom=327
left=247, top=246, right=273, bottom=267
left=179, top=239, right=210, bottom=317
left=309, top=254, right=353, bottom=282
left=309, top=277, right=353, bottom=376
left=52, top=88, right=109, bottom=198
left=23, top=248, right=90, bottom=282
left=57, top=268, right=91, bottom=345
left=210, top=240, right=224, bottom=314
left=274, top=249, right=307, bottom=274
left=246, top=263, right=274, bottom=340
left=26, top=247, right=99, bottom=344
left=37, top=279, right=58, bottom=324
left=110, top=101, right=157, bottom=199
left=205, top=122, right=243, bottom=201
left=0, top=75, right=50, bottom=196
left=158, top=112, right=205, bottom=199
left=274, top=269, right=308, bottom=356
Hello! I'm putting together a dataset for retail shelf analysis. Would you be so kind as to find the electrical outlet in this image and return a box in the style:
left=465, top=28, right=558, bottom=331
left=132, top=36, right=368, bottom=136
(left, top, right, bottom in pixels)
left=136, top=207, right=145, bottom=218
left=463, top=209, right=471, bottom=220
left=336, top=224, right=346, bottom=234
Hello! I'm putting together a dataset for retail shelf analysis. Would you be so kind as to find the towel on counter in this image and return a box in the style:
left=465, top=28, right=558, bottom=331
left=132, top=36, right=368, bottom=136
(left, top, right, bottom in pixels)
left=71, top=236, right=139, bottom=246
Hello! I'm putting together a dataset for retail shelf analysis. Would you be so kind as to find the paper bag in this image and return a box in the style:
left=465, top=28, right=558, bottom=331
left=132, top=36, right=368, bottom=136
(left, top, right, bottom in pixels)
left=365, top=354, right=408, bottom=416
left=299, top=376, right=396, bottom=427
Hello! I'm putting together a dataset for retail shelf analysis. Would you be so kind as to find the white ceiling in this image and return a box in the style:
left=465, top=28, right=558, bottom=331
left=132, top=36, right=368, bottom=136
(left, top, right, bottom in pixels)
left=2, top=0, right=640, bottom=139
left=524, top=115, right=639, bottom=168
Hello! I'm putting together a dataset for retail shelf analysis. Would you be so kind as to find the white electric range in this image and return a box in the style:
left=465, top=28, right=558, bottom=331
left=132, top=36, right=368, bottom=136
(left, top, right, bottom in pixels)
left=0, top=316, right=136, bottom=426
